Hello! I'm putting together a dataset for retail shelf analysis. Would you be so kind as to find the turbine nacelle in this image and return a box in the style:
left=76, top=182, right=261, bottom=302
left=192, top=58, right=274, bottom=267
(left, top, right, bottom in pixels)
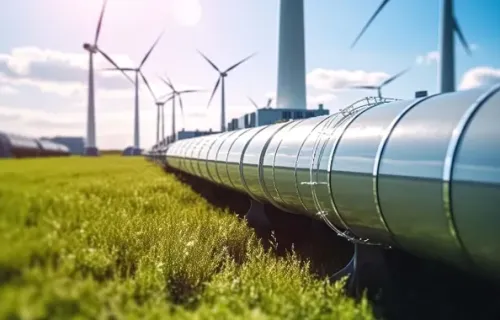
left=83, top=43, right=97, bottom=53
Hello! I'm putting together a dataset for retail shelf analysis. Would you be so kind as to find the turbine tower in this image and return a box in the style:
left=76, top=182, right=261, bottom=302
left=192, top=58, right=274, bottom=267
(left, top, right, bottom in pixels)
left=146, top=88, right=167, bottom=145
left=198, top=50, right=256, bottom=132
left=349, top=67, right=410, bottom=98
left=276, top=0, right=306, bottom=109
left=160, top=76, right=200, bottom=142
left=153, top=97, right=167, bottom=145
left=82, top=0, right=120, bottom=156
left=350, top=0, right=471, bottom=94
left=103, top=31, right=164, bottom=154
left=155, top=100, right=166, bottom=145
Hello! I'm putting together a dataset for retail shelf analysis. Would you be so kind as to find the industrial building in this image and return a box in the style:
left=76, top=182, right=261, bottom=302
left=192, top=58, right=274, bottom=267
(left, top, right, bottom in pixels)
left=151, top=106, right=329, bottom=149
left=227, top=104, right=329, bottom=131
left=0, top=131, right=71, bottom=158
left=162, top=129, right=219, bottom=145
left=43, top=136, right=85, bottom=155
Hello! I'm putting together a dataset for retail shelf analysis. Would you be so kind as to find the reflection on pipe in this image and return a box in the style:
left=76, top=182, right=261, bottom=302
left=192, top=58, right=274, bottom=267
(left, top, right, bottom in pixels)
left=159, top=84, right=500, bottom=279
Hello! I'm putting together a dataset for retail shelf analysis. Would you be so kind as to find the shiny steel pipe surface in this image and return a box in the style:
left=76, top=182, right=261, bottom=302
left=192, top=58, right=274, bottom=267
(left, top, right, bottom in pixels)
left=163, top=86, right=500, bottom=279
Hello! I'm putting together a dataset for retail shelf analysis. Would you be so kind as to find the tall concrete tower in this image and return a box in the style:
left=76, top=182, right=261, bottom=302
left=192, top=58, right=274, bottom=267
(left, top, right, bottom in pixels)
left=276, top=0, right=307, bottom=110
left=438, top=0, right=455, bottom=93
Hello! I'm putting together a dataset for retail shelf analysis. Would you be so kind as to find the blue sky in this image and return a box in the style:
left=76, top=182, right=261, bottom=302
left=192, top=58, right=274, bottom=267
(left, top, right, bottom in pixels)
left=0, top=0, right=499, bottom=149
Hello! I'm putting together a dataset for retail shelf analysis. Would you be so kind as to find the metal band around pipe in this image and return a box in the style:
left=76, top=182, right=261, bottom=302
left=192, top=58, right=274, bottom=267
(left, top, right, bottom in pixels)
left=204, top=132, right=229, bottom=182
left=326, top=105, right=377, bottom=241
left=258, top=122, right=296, bottom=212
left=372, top=94, right=439, bottom=247
left=180, top=139, right=195, bottom=171
left=442, top=83, right=500, bottom=266
left=196, top=136, right=214, bottom=175
left=213, top=131, right=239, bottom=184
left=311, top=113, right=350, bottom=229
left=239, top=126, right=269, bottom=200
left=271, top=120, right=305, bottom=208
left=187, top=138, right=200, bottom=174
left=294, top=116, right=332, bottom=213
left=224, top=130, right=247, bottom=189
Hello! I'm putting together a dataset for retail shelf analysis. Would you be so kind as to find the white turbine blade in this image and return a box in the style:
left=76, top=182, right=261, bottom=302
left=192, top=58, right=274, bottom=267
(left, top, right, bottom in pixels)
left=197, top=50, right=220, bottom=73
left=178, top=94, right=185, bottom=119
left=140, top=71, right=156, bottom=101
left=102, top=67, right=135, bottom=71
left=225, top=52, right=257, bottom=73
left=139, top=28, right=166, bottom=69
left=206, top=77, right=221, bottom=109
left=165, top=74, right=175, bottom=90
left=381, top=67, right=410, bottom=87
left=247, top=96, right=259, bottom=109
left=266, top=98, right=272, bottom=107
left=94, top=0, right=108, bottom=44
left=351, top=0, right=391, bottom=48
left=159, top=92, right=174, bottom=101
left=161, top=95, right=174, bottom=104
left=453, top=17, right=472, bottom=56
left=178, top=89, right=200, bottom=94
left=160, top=76, right=175, bottom=91
left=350, top=85, right=377, bottom=90
left=97, top=48, right=135, bottom=84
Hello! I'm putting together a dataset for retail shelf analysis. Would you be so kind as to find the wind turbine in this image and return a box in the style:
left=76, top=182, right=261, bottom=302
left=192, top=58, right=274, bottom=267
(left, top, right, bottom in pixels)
left=198, top=50, right=256, bottom=132
left=144, top=87, right=166, bottom=145
left=350, top=0, right=471, bottom=94
left=160, top=76, right=201, bottom=142
left=248, top=96, right=273, bottom=127
left=103, top=30, right=164, bottom=154
left=349, top=67, right=410, bottom=98
left=82, top=0, right=129, bottom=156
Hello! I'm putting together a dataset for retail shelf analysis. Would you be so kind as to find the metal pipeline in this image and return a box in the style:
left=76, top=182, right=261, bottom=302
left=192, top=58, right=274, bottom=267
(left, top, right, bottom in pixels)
left=160, top=85, right=500, bottom=279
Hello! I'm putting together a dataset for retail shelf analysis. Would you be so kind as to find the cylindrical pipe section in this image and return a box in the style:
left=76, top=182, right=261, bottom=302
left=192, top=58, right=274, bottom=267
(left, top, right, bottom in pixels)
left=165, top=85, right=500, bottom=279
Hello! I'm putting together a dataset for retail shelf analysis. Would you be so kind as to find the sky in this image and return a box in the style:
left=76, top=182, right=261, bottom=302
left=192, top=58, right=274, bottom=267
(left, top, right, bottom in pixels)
left=0, top=0, right=499, bottom=150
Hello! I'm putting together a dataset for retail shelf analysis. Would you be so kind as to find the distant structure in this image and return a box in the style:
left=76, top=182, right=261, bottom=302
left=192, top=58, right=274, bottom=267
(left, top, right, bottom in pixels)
left=82, top=0, right=108, bottom=157
left=350, top=0, right=471, bottom=94
left=227, top=104, right=329, bottom=131
left=349, top=67, right=411, bottom=99
left=160, top=76, right=201, bottom=143
left=415, top=90, right=428, bottom=98
left=45, top=136, right=85, bottom=155
left=198, top=50, right=256, bottom=132
left=105, top=30, right=165, bottom=156
left=276, top=0, right=306, bottom=110
left=0, top=131, right=70, bottom=158
left=122, top=146, right=143, bottom=156
left=164, top=129, right=217, bottom=144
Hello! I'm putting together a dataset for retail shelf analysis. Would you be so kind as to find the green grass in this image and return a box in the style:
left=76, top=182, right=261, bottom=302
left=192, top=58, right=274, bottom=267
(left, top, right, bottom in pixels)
left=0, top=156, right=374, bottom=319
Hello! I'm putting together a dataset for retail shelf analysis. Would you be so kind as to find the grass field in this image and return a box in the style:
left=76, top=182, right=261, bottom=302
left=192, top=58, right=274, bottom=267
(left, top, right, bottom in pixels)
left=0, top=156, right=374, bottom=319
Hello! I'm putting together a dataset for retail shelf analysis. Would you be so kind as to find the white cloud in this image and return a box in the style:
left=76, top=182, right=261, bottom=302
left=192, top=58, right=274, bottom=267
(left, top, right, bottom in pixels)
left=306, top=68, right=390, bottom=91
left=0, top=104, right=154, bottom=149
left=416, top=50, right=440, bottom=65
left=0, top=101, right=250, bottom=150
left=459, top=66, right=500, bottom=90
left=0, top=85, right=18, bottom=95
left=0, top=46, right=135, bottom=97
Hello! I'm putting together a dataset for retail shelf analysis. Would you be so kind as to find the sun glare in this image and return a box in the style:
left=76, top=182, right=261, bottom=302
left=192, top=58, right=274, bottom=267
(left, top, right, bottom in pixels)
left=171, top=0, right=202, bottom=27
